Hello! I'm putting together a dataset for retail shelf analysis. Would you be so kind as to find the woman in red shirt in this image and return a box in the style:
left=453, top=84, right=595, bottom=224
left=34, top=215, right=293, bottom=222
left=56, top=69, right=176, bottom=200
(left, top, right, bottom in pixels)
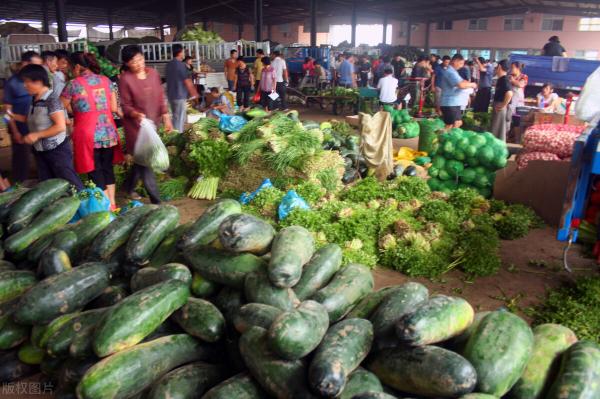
left=61, top=52, right=123, bottom=209
left=118, top=45, right=173, bottom=204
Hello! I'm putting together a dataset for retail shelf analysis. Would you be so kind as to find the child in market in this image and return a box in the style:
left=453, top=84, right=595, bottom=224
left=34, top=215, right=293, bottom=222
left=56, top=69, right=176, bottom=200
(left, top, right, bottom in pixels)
left=6, top=64, right=83, bottom=190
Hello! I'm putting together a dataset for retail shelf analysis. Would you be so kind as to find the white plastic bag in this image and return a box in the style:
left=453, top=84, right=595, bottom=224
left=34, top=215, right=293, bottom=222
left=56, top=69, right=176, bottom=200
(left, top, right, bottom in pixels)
left=133, top=118, right=170, bottom=172
left=576, top=66, right=600, bottom=124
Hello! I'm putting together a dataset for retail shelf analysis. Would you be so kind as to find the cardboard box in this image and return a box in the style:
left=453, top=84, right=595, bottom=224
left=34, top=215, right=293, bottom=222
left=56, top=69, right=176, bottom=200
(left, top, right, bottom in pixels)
left=532, top=111, right=585, bottom=127
left=494, top=159, right=570, bottom=226
left=393, top=137, right=419, bottom=152
left=345, top=115, right=359, bottom=127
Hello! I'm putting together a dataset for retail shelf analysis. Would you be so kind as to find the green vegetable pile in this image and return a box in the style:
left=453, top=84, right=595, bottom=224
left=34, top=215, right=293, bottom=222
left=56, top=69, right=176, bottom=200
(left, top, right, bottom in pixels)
left=427, top=129, right=509, bottom=197
left=180, top=26, right=224, bottom=43
left=1, top=179, right=593, bottom=399
left=383, top=105, right=420, bottom=139
left=533, top=276, right=600, bottom=343
left=87, top=42, right=119, bottom=78
left=157, top=176, right=189, bottom=201
left=462, top=111, right=493, bottom=132
left=245, top=176, right=540, bottom=277
left=187, top=139, right=231, bottom=200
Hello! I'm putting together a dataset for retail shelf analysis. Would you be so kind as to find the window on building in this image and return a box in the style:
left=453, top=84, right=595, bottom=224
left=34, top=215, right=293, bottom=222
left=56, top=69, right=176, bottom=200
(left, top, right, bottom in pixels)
left=436, top=20, right=453, bottom=31
left=398, top=22, right=407, bottom=37
left=579, top=18, right=600, bottom=31
left=468, top=19, right=488, bottom=31
left=574, top=50, right=599, bottom=60
left=279, top=23, right=290, bottom=34
left=542, top=15, right=563, bottom=31
left=504, top=16, right=524, bottom=31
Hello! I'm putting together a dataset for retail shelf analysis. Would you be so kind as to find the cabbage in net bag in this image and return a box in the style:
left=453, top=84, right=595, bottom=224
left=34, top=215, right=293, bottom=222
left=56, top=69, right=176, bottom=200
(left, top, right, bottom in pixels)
left=133, top=118, right=170, bottom=172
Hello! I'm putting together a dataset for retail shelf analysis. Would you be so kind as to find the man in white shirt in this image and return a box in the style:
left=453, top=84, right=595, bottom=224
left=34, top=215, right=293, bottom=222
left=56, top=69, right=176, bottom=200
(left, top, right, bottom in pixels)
left=377, top=67, right=398, bottom=106
left=271, top=51, right=288, bottom=110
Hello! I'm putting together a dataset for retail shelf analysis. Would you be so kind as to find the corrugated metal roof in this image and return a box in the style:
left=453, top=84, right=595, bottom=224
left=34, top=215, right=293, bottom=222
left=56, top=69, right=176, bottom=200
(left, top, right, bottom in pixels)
left=1, top=0, right=599, bottom=29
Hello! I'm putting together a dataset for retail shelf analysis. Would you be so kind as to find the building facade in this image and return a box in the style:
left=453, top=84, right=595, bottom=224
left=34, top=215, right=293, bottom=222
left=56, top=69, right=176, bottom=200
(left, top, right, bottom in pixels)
left=207, top=13, right=600, bottom=60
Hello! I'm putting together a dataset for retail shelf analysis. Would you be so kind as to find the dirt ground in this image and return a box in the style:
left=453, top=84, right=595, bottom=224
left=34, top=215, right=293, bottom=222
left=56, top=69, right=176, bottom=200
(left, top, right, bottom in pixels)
left=1, top=104, right=598, bottom=398
left=171, top=197, right=598, bottom=320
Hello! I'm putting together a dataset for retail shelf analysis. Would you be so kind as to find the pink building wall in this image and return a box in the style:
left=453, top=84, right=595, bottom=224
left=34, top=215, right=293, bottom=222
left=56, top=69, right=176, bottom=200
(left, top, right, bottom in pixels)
left=198, top=13, right=600, bottom=60
left=394, top=14, right=600, bottom=59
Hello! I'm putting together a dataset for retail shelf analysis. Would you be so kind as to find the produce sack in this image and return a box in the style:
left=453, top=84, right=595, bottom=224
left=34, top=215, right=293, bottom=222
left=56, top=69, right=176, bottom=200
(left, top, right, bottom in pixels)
left=240, top=178, right=274, bottom=205
left=252, top=91, right=262, bottom=104
left=278, top=190, right=310, bottom=220
left=133, top=118, right=169, bottom=172
left=522, top=124, right=585, bottom=159
left=219, top=115, right=248, bottom=133
left=359, top=111, right=394, bottom=180
left=576, top=66, right=600, bottom=124
left=516, top=151, right=562, bottom=170
left=418, top=118, right=445, bottom=154
left=72, top=185, right=111, bottom=222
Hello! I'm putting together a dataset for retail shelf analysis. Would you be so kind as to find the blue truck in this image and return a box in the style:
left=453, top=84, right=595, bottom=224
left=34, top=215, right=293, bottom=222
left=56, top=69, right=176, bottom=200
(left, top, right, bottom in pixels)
left=509, top=54, right=600, bottom=95
left=282, top=45, right=332, bottom=84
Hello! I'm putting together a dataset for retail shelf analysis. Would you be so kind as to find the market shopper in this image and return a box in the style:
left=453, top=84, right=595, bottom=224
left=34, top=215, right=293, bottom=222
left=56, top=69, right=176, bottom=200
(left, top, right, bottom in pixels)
left=119, top=45, right=173, bottom=204
left=224, top=49, right=240, bottom=92
left=338, top=53, right=356, bottom=88
left=542, top=36, right=567, bottom=57
left=259, top=56, right=277, bottom=111
left=4, top=51, right=42, bottom=183
left=491, top=60, right=514, bottom=142
left=271, top=51, right=288, bottom=110
left=234, top=61, right=254, bottom=111
left=391, top=54, right=405, bottom=80
left=55, top=49, right=70, bottom=73
left=438, top=54, right=477, bottom=129
left=166, top=44, right=199, bottom=133
left=508, top=61, right=528, bottom=136
left=357, top=55, right=371, bottom=87
left=254, top=49, right=265, bottom=91
left=473, top=57, right=494, bottom=113
left=62, top=52, right=123, bottom=208
left=9, top=64, right=83, bottom=190
left=432, top=55, right=450, bottom=115
left=41, top=51, right=64, bottom=96
left=377, top=67, right=398, bottom=107
left=411, top=56, right=431, bottom=78
left=374, top=56, right=393, bottom=86
left=314, top=60, right=328, bottom=89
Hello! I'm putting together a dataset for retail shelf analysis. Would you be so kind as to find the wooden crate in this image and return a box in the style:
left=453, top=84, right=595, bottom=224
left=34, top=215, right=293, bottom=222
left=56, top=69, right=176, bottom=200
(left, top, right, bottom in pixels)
left=0, top=127, right=11, bottom=148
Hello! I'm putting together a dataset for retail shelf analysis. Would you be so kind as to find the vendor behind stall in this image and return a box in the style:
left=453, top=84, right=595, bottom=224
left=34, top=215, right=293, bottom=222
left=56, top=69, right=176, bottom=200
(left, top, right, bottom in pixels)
left=537, top=83, right=562, bottom=113
left=205, top=87, right=233, bottom=117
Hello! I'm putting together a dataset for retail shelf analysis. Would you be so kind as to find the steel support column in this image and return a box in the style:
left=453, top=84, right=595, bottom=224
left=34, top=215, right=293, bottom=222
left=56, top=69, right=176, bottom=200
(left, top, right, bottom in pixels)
left=406, top=17, right=411, bottom=47
left=42, top=0, right=50, bottom=34
left=176, top=0, right=186, bottom=32
left=310, top=0, right=317, bottom=47
left=238, top=21, right=243, bottom=40
left=382, top=14, right=387, bottom=45
left=425, top=21, right=431, bottom=54
left=350, top=1, right=357, bottom=47
left=55, top=0, right=67, bottom=42
left=255, top=0, right=263, bottom=42
left=107, top=8, right=114, bottom=40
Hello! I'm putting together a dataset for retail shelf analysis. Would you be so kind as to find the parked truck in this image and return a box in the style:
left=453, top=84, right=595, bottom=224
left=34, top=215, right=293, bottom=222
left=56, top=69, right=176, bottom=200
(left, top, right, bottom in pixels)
left=510, top=54, right=600, bottom=95
left=0, top=34, right=87, bottom=84
left=120, top=40, right=270, bottom=89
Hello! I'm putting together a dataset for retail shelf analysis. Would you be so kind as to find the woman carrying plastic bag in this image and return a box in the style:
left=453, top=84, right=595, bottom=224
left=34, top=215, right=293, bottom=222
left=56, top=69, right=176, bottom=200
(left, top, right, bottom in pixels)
left=118, top=45, right=174, bottom=204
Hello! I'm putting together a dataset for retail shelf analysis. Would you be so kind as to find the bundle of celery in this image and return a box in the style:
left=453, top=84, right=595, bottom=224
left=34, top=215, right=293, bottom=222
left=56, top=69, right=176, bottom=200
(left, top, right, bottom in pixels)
left=188, top=176, right=220, bottom=200
left=187, top=140, right=231, bottom=200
